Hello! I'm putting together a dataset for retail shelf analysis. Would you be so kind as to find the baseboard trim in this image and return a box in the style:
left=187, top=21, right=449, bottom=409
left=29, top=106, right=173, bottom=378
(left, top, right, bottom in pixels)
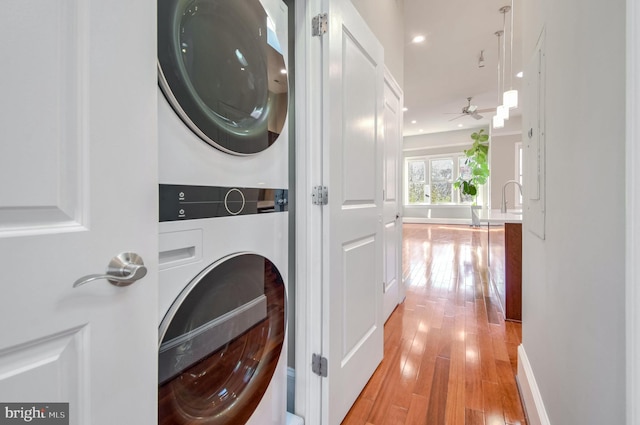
left=517, top=344, right=551, bottom=425
left=402, top=217, right=471, bottom=225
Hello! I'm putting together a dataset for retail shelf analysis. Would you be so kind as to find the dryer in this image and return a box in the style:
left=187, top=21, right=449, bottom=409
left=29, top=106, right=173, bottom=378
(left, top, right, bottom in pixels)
left=157, top=186, right=288, bottom=425
left=157, top=0, right=289, bottom=188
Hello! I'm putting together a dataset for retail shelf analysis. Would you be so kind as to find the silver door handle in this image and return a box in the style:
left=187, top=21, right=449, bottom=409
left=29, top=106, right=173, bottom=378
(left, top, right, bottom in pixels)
left=73, top=252, right=147, bottom=288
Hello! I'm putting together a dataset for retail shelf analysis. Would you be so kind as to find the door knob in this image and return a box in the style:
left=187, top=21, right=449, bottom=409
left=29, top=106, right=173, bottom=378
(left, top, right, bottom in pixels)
left=73, top=252, right=147, bottom=288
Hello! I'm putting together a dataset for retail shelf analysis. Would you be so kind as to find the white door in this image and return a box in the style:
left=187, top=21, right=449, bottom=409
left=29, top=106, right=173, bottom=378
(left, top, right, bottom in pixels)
left=321, top=1, right=384, bottom=423
left=0, top=1, right=158, bottom=424
left=382, top=69, right=404, bottom=322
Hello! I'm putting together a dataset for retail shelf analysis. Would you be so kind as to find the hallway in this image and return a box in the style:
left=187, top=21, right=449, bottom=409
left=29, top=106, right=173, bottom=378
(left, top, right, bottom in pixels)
left=342, top=224, right=527, bottom=425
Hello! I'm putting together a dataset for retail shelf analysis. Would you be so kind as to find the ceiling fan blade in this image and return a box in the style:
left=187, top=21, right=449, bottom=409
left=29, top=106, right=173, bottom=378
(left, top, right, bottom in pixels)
left=448, top=114, right=466, bottom=121
left=471, top=113, right=483, bottom=120
left=476, top=108, right=494, bottom=113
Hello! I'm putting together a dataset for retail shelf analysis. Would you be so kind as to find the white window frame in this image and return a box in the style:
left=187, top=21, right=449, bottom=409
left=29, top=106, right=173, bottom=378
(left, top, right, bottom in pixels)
left=405, top=158, right=429, bottom=204
left=404, top=153, right=472, bottom=206
left=429, top=156, right=455, bottom=204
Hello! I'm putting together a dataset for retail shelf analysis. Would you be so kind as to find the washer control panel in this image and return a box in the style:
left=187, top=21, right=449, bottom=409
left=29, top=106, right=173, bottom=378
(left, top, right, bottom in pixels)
left=159, top=184, right=288, bottom=222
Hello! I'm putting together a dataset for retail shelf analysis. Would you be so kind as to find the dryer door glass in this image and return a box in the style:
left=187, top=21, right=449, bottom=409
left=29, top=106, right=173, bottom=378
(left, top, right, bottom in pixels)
left=158, top=254, right=286, bottom=425
left=158, top=0, right=288, bottom=155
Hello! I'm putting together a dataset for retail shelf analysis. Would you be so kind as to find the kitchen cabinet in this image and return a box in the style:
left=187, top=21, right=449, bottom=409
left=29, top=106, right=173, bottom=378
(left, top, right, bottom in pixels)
left=481, top=211, right=523, bottom=322
left=503, top=223, right=522, bottom=321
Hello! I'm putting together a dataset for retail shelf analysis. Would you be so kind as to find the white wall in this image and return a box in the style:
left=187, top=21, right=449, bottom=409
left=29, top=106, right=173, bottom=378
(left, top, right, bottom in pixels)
left=490, top=133, right=520, bottom=209
left=520, top=0, right=626, bottom=423
left=490, top=115, right=522, bottom=209
left=350, top=0, right=404, bottom=89
left=404, top=127, right=484, bottom=152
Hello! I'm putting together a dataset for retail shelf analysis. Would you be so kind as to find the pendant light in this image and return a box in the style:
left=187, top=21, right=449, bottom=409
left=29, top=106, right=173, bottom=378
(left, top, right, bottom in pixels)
left=498, top=6, right=510, bottom=120
left=493, top=29, right=505, bottom=129
left=493, top=114, right=505, bottom=129
left=504, top=90, right=518, bottom=110
left=497, top=104, right=509, bottom=120
left=503, top=0, right=518, bottom=109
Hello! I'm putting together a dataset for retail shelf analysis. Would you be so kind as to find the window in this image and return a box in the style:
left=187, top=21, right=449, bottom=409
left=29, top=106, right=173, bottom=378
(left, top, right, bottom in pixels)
left=430, top=158, right=453, bottom=203
left=407, top=160, right=427, bottom=204
left=405, top=154, right=473, bottom=205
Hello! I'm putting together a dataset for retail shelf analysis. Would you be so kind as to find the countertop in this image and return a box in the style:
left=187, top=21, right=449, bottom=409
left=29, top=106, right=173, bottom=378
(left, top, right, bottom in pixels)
left=479, top=209, right=523, bottom=224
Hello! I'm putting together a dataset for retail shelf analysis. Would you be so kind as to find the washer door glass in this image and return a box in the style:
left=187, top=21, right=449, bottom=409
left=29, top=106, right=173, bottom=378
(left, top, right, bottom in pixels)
left=158, top=0, right=288, bottom=155
left=158, top=254, right=286, bottom=425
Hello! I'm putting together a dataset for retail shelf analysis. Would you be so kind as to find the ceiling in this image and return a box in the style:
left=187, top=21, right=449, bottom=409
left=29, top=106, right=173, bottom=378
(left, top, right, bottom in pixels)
left=403, top=0, right=523, bottom=136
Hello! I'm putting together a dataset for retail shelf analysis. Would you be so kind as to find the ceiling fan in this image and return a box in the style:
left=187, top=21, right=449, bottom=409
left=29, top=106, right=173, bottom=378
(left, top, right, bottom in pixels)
left=447, top=97, right=493, bottom=121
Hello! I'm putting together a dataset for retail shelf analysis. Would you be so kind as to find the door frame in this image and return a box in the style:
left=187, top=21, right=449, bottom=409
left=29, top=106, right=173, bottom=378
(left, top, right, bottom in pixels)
left=293, top=0, right=323, bottom=423
left=626, top=0, right=640, bottom=423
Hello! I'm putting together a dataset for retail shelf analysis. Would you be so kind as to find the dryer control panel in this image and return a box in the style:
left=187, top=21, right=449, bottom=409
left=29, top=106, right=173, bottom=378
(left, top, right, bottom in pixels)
left=159, top=184, right=288, bottom=222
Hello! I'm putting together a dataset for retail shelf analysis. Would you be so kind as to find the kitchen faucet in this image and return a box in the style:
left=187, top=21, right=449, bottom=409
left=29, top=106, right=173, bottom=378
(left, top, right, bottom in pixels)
left=501, top=180, right=523, bottom=213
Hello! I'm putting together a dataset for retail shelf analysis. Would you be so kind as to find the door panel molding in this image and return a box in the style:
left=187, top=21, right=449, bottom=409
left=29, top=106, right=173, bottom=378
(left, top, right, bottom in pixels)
left=0, top=326, right=87, bottom=408
left=0, top=0, right=88, bottom=233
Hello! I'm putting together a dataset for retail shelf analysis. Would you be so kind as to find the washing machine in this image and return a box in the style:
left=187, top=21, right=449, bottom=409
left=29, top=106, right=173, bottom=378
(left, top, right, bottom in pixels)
left=157, top=188, right=288, bottom=425
left=156, top=0, right=290, bottom=423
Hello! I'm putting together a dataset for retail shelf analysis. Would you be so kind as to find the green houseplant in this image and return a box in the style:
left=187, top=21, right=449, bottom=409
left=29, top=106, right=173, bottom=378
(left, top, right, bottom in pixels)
left=454, top=129, right=490, bottom=203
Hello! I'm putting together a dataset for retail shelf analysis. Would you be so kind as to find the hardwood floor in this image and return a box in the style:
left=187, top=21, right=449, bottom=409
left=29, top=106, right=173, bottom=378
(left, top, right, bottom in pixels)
left=341, top=224, right=527, bottom=425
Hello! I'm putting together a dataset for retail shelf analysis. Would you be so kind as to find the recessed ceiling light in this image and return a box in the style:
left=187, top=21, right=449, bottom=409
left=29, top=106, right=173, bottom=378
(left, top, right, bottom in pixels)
left=419, top=129, right=424, bottom=133
left=412, top=35, right=426, bottom=44
left=516, top=71, right=524, bottom=78
left=411, top=120, right=417, bottom=124
left=457, top=124, right=463, bottom=128
left=403, top=107, right=408, bottom=112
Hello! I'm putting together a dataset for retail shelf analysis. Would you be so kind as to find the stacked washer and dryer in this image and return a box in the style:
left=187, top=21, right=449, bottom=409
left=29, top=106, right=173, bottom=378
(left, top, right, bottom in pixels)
left=156, top=0, right=290, bottom=424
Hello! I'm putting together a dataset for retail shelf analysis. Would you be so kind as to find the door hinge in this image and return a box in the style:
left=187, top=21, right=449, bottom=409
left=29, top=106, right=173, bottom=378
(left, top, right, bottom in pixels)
left=312, top=353, right=328, bottom=377
left=312, top=13, right=328, bottom=37
left=312, top=186, right=328, bottom=205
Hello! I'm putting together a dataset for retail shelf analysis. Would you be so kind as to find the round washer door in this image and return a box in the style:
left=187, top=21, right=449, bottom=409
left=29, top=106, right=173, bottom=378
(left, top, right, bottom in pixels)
left=158, top=0, right=288, bottom=155
left=158, top=253, right=286, bottom=425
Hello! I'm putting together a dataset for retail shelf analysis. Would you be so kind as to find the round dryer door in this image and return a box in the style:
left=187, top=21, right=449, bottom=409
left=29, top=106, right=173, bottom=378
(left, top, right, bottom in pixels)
left=158, top=253, right=286, bottom=425
left=158, top=0, right=288, bottom=155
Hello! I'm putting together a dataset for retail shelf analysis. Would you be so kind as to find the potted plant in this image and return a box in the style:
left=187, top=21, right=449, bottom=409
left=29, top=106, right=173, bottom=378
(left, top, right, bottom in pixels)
left=454, top=129, right=490, bottom=226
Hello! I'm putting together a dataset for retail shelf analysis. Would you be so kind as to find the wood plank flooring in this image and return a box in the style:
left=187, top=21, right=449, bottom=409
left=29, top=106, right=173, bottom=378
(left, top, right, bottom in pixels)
left=341, top=224, right=527, bottom=425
